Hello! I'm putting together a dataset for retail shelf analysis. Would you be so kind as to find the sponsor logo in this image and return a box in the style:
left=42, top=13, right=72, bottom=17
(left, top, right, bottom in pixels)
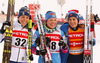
left=70, top=14, right=73, bottom=16
left=13, top=30, right=28, bottom=38
left=69, top=34, right=84, bottom=37
left=70, top=42, right=83, bottom=46
left=47, top=36, right=60, bottom=40
left=50, top=13, right=55, bottom=15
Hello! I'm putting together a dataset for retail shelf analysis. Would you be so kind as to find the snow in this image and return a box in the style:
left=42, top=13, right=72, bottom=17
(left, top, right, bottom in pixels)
left=0, top=21, right=100, bottom=63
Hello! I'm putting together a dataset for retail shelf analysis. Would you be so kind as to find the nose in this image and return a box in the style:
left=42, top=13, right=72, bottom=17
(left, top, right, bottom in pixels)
left=70, top=20, right=74, bottom=22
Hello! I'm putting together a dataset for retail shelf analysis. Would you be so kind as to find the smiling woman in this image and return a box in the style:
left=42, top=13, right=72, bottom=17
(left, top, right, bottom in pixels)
left=0, top=6, right=35, bottom=63
left=31, top=11, right=69, bottom=63
left=0, top=0, right=100, bottom=63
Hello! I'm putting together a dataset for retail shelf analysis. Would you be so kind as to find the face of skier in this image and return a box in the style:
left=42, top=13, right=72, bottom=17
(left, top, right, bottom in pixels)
left=18, top=15, right=29, bottom=27
left=46, top=18, right=57, bottom=29
left=68, top=17, right=78, bottom=28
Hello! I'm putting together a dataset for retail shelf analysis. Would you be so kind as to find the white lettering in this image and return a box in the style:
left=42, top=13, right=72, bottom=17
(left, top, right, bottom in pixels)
left=13, top=32, right=28, bottom=37
left=70, top=42, right=83, bottom=46
left=47, top=36, right=60, bottom=39
left=69, top=34, right=84, bottom=37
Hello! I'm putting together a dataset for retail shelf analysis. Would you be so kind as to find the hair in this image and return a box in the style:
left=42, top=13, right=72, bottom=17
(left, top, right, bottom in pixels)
left=46, top=11, right=52, bottom=13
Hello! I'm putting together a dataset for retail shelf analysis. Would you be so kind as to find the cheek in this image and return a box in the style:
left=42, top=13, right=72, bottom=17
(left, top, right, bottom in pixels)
left=26, top=20, right=29, bottom=23
left=75, top=21, right=78, bottom=25
left=25, top=19, right=29, bottom=23
left=69, top=22, right=71, bottom=25
left=19, top=19, right=23, bottom=23
left=55, top=22, right=57, bottom=26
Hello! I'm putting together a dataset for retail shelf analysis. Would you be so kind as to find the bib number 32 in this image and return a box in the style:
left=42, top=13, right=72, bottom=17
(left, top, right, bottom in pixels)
left=15, top=38, right=26, bottom=47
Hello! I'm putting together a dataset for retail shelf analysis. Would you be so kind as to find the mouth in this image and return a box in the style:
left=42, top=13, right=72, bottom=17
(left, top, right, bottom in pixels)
left=23, top=21, right=26, bottom=24
left=51, top=24, right=55, bottom=26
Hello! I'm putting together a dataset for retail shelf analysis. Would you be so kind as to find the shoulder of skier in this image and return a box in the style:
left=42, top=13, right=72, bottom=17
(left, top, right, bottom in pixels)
left=79, top=24, right=85, bottom=28
left=79, top=24, right=85, bottom=29
left=55, top=28, right=65, bottom=37
left=60, top=22, right=69, bottom=32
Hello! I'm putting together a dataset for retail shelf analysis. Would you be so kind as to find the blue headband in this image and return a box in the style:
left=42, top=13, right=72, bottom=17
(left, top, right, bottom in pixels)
left=45, top=11, right=57, bottom=21
left=18, top=6, right=30, bottom=18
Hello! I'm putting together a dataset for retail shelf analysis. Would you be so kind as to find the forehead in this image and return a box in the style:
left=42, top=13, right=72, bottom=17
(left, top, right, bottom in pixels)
left=19, top=15, right=29, bottom=18
left=47, top=18, right=57, bottom=21
left=69, top=17, right=77, bottom=19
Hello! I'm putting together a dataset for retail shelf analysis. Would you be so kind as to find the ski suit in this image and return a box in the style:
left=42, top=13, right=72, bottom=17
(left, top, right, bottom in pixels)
left=31, top=26, right=68, bottom=63
left=0, top=21, right=34, bottom=63
left=60, top=22, right=85, bottom=63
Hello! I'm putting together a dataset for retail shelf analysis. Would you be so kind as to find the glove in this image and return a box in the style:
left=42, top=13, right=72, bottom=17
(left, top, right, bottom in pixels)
left=58, top=40, right=64, bottom=46
left=36, top=49, right=47, bottom=56
left=58, top=40, right=68, bottom=50
left=0, top=21, right=11, bottom=34
left=35, top=37, right=51, bottom=47
left=62, top=43, right=68, bottom=50
left=35, top=38, right=40, bottom=46
left=46, top=37, right=51, bottom=47
left=89, top=39, right=96, bottom=46
left=29, top=55, right=33, bottom=61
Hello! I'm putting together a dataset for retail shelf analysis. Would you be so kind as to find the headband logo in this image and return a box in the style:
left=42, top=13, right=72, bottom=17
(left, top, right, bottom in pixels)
left=23, top=12, right=25, bottom=15
left=50, top=13, right=55, bottom=15
left=24, top=9, right=27, bottom=11
left=70, top=14, right=73, bottom=16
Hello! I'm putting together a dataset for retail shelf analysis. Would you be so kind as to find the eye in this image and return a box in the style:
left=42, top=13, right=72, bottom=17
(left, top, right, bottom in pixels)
left=73, top=18, right=75, bottom=21
left=69, top=19, right=71, bottom=21
left=26, top=16, right=29, bottom=19
left=21, top=16, right=24, bottom=18
left=54, top=19, right=56, bottom=21
left=50, top=19, right=53, bottom=21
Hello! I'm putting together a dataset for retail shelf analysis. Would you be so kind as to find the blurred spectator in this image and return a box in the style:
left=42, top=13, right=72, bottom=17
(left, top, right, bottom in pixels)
left=94, top=14, right=99, bottom=23
left=0, top=11, right=5, bottom=15
left=15, top=12, right=18, bottom=16
left=79, top=14, right=84, bottom=20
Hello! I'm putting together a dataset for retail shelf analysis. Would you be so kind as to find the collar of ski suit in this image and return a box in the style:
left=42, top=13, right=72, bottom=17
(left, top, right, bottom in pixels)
left=44, top=24, right=56, bottom=33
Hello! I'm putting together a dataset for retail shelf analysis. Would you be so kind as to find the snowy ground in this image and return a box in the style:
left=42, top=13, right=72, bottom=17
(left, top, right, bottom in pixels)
left=0, top=21, right=100, bottom=63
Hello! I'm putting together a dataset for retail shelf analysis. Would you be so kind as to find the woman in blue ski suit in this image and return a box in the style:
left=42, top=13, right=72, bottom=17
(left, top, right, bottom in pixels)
left=31, top=11, right=69, bottom=63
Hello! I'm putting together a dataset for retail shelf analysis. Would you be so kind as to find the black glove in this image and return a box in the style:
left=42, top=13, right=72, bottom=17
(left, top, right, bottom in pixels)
left=58, top=40, right=64, bottom=46
left=29, top=55, right=33, bottom=61
left=89, top=39, right=96, bottom=46
left=36, top=49, right=47, bottom=56
left=35, top=37, right=51, bottom=47
left=59, top=40, right=68, bottom=50
left=46, top=37, right=51, bottom=47
left=35, top=37, right=40, bottom=46
left=0, top=21, right=11, bottom=34
left=62, top=43, right=68, bottom=50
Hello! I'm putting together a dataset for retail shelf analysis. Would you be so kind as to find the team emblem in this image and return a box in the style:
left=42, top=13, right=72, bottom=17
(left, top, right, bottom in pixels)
left=22, top=57, right=24, bottom=60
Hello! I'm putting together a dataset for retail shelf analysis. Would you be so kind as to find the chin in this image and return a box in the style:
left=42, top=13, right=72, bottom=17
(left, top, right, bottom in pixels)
left=50, top=27, right=55, bottom=29
left=71, top=26, right=75, bottom=28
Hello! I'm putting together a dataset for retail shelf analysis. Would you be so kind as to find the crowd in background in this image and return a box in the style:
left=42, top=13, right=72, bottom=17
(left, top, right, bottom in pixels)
left=0, top=11, right=18, bottom=16
left=0, top=11, right=100, bottom=23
